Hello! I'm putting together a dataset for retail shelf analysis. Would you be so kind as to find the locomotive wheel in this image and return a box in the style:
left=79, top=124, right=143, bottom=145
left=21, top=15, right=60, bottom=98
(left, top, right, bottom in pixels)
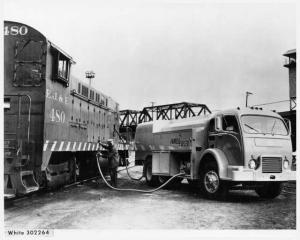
left=35, top=170, right=48, bottom=189
left=68, top=157, right=77, bottom=184
left=255, top=182, right=282, bottom=199
left=200, top=162, right=228, bottom=200
left=143, top=157, right=158, bottom=186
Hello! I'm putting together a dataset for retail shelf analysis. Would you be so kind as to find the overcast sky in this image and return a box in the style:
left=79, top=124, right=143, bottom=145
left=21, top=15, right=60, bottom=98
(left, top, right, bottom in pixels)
left=4, top=0, right=296, bottom=111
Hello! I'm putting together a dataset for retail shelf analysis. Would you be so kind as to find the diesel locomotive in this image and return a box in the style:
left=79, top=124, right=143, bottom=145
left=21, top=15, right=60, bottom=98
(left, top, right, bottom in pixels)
left=4, top=21, right=120, bottom=197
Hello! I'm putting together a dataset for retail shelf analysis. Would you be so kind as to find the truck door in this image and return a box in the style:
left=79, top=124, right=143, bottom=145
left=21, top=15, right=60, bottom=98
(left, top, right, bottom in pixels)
left=215, top=115, right=243, bottom=166
left=207, top=118, right=217, bottom=148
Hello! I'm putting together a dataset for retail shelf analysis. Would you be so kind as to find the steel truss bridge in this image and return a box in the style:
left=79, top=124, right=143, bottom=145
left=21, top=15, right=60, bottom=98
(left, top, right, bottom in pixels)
left=119, top=102, right=211, bottom=140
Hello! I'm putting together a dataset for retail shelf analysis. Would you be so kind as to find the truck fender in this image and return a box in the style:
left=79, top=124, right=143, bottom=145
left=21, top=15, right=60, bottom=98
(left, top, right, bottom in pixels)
left=197, top=148, right=230, bottom=180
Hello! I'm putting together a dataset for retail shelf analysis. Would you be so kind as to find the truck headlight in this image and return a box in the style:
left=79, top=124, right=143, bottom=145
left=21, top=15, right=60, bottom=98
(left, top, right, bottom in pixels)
left=248, top=159, right=257, bottom=169
left=283, top=160, right=289, bottom=169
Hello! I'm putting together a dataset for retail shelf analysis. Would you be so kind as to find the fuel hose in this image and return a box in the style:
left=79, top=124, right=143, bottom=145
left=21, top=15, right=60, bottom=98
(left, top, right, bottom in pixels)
left=117, top=162, right=144, bottom=181
left=96, top=155, right=185, bottom=193
left=113, top=129, right=144, bottom=181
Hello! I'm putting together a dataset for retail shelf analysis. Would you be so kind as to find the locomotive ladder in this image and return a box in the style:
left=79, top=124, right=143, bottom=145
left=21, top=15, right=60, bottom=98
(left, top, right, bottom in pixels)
left=4, top=94, right=39, bottom=197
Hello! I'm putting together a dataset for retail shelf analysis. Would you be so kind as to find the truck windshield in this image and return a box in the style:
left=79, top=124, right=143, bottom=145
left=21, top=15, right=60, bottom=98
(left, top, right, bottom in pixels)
left=241, top=115, right=288, bottom=136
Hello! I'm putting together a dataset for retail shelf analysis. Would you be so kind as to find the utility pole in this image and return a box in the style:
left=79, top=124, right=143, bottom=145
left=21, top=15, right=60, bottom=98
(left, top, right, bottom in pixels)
left=246, top=91, right=253, bottom=107
left=150, top=101, right=155, bottom=121
left=85, top=71, right=95, bottom=142
left=85, top=70, right=95, bottom=99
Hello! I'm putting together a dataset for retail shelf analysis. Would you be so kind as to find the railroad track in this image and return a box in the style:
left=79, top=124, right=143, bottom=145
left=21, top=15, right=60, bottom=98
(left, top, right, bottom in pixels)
left=5, top=164, right=140, bottom=207
left=4, top=176, right=100, bottom=208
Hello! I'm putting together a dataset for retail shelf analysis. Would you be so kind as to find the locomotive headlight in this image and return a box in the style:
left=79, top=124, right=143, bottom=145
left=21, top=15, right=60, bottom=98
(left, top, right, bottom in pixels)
left=248, top=159, right=257, bottom=169
left=283, top=159, right=289, bottom=169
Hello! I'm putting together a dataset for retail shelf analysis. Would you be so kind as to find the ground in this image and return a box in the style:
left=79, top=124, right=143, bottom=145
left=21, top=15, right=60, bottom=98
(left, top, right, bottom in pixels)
left=5, top=166, right=296, bottom=230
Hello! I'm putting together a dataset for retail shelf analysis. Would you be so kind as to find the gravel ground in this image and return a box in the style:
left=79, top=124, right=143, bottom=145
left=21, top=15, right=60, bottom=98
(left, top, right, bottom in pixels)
left=5, top=166, right=296, bottom=230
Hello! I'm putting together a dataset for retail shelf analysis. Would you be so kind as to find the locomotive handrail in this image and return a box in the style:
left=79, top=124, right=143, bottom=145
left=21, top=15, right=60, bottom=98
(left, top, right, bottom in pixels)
left=4, top=94, right=32, bottom=143
left=15, top=60, right=43, bottom=64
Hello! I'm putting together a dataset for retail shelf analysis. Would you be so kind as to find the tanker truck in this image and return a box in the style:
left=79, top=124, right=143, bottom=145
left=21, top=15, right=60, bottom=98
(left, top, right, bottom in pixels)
left=134, top=108, right=296, bottom=199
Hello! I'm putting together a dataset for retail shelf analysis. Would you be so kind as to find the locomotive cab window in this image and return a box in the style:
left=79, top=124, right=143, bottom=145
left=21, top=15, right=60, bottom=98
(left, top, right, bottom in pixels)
left=51, top=45, right=73, bottom=86
left=58, top=56, right=69, bottom=79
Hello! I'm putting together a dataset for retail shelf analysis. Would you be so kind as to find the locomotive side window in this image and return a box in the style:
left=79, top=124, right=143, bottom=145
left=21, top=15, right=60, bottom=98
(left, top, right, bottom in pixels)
left=78, top=83, right=81, bottom=94
left=96, top=93, right=100, bottom=103
left=90, top=90, right=94, bottom=101
left=58, top=57, right=69, bottom=79
left=100, top=95, right=105, bottom=105
left=81, top=85, right=88, bottom=98
left=51, top=45, right=72, bottom=86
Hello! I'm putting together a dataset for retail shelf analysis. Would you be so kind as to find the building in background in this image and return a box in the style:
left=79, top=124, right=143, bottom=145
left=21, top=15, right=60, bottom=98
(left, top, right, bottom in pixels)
left=280, top=49, right=296, bottom=151
left=283, top=49, right=296, bottom=111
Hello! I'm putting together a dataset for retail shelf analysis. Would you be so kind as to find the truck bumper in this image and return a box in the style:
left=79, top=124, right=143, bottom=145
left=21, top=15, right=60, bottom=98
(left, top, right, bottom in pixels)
left=226, top=166, right=296, bottom=182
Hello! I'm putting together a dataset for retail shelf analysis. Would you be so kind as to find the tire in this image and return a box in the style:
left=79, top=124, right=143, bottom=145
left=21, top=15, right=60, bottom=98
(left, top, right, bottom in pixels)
left=255, top=182, right=282, bottom=199
left=143, top=157, right=158, bottom=186
left=200, top=162, right=228, bottom=200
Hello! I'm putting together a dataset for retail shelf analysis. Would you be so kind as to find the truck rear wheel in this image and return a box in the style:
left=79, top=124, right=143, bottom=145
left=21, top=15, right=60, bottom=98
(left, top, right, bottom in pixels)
left=255, top=182, right=282, bottom=199
left=143, top=157, right=158, bottom=186
left=200, top=162, right=228, bottom=200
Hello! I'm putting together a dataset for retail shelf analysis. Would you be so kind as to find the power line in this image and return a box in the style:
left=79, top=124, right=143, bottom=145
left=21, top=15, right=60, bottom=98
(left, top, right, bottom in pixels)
left=251, top=99, right=290, bottom=107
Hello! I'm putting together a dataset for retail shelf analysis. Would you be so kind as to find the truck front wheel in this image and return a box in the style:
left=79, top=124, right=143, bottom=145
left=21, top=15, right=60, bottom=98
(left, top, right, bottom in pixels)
left=143, top=158, right=158, bottom=186
left=200, top=162, right=228, bottom=199
left=255, top=182, right=282, bottom=199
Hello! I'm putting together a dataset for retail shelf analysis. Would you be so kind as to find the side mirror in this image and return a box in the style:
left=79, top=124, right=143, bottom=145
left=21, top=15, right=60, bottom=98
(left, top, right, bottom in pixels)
left=215, top=116, right=222, bottom=131
left=284, top=118, right=291, bottom=135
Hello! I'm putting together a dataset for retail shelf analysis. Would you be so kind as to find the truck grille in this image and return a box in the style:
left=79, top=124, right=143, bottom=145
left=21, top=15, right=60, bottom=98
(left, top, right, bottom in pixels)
left=261, top=157, right=282, bottom=173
